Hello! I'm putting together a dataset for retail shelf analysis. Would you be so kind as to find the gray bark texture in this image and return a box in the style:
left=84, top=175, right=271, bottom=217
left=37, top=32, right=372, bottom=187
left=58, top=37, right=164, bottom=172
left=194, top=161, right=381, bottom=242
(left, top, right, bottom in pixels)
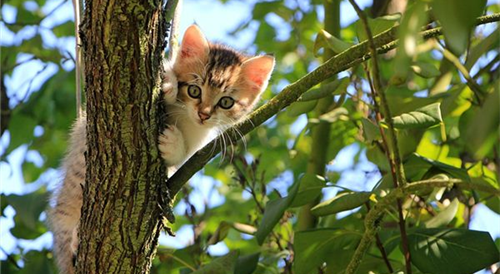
left=76, top=1, right=172, bottom=273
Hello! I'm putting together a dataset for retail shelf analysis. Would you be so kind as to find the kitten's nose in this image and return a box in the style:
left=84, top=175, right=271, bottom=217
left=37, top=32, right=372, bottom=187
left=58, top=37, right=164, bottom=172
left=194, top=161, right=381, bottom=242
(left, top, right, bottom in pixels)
left=198, top=111, right=211, bottom=121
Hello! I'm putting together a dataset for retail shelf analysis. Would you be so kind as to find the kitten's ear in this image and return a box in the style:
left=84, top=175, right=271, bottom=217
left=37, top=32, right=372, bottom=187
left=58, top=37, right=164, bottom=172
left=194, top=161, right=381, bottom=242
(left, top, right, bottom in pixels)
left=241, top=55, right=275, bottom=93
left=179, top=25, right=209, bottom=60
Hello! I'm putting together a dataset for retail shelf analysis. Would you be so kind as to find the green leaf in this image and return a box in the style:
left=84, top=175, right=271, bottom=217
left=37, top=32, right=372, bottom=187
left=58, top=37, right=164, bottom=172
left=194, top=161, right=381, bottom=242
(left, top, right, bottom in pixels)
left=394, top=1, right=429, bottom=79
left=315, top=107, right=348, bottom=124
left=463, top=85, right=499, bottom=159
left=355, top=14, right=400, bottom=42
left=19, top=250, right=54, bottom=274
left=311, top=191, right=371, bottom=217
left=405, top=153, right=470, bottom=182
left=294, top=229, right=360, bottom=274
left=483, top=195, right=500, bottom=214
left=10, top=214, right=47, bottom=239
left=390, top=102, right=443, bottom=129
left=290, top=173, right=326, bottom=208
left=361, top=118, right=381, bottom=143
left=252, top=1, right=280, bottom=19
left=313, top=29, right=352, bottom=56
left=5, top=188, right=48, bottom=230
left=6, top=113, right=37, bottom=154
left=15, top=6, right=44, bottom=25
left=191, top=250, right=239, bottom=274
left=255, top=182, right=299, bottom=245
left=286, top=100, right=317, bottom=117
left=431, top=0, right=487, bottom=54
left=52, top=20, right=75, bottom=37
left=207, top=221, right=232, bottom=246
left=408, top=228, right=500, bottom=274
left=18, top=34, right=62, bottom=63
left=465, top=27, right=500, bottom=70
left=1, top=194, right=8, bottom=217
left=22, top=161, right=44, bottom=183
left=235, top=252, right=260, bottom=274
left=425, top=198, right=459, bottom=228
left=298, top=77, right=348, bottom=102
left=411, top=61, right=441, bottom=78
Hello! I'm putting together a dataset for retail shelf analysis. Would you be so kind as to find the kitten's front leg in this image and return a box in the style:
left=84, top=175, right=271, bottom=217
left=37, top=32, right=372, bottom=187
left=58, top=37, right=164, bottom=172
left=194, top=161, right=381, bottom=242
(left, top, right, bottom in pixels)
left=161, top=61, right=178, bottom=104
left=158, top=125, right=186, bottom=167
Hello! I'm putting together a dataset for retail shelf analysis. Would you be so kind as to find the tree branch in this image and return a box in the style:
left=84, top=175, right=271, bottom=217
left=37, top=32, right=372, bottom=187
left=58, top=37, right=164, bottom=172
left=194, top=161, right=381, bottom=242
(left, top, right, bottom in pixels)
left=167, top=12, right=500, bottom=197
left=346, top=0, right=411, bottom=272
left=345, top=178, right=500, bottom=274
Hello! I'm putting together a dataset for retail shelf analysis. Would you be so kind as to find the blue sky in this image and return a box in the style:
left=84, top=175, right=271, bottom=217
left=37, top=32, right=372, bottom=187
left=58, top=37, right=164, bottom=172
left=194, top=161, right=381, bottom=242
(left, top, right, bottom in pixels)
left=1, top=0, right=500, bottom=268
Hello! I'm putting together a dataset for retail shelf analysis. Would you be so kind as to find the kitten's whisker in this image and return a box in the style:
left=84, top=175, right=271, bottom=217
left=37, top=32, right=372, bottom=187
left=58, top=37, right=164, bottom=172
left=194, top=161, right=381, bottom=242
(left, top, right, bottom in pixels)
left=208, top=135, right=218, bottom=159
left=218, top=131, right=226, bottom=165
left=224, top=118, right=247, bottom=152
left=231, top=126, right=247, bottom=152
left=220, top=130, right=229, bottom=165
left=225, top=131, right=235, bottom=164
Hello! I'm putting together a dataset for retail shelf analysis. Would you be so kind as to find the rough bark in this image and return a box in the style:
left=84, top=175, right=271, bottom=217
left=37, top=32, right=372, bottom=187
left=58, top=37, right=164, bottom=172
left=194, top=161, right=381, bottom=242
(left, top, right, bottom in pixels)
left=76, top=1, right=170, bottom=273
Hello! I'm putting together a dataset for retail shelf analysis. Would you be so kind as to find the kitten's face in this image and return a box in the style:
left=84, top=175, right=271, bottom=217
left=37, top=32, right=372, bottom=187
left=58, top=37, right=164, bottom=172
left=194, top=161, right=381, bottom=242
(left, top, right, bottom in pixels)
left=172, top=25, right=275, bottom=129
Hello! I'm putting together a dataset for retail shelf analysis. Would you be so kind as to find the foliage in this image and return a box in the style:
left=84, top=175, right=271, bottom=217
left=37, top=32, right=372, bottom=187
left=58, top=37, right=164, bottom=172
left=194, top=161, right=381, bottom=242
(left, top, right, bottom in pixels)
left=1, top=0, right=499, bottom=274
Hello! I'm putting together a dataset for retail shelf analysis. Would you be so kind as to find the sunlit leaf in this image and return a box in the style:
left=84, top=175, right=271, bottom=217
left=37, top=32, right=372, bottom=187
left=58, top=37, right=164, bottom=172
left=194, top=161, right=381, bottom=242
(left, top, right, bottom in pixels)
left=425, top=198, right=459, bottom=228
left=411, top=61, right=441, bottom=78
left=408, top=228, right=499, bottom=274
left=361, top=118, right=381, bottom=143
left=355, top=14, right=400, bottom=42
left=465, top=27, right=500, bottom=70
left=314, top=107, right=348, bottom=124
left=311, top=191, right=371, bottom=216
left=463, top=85, right=499, bottom=159
left=286, top=100, right=317, bottom=117
left=295, top=229, right=360, bottom=274
left=431, top=0, right=487, bottom=54
left=405, top=153, right=470, bottom=182
left=390, top=103, right=442, bottom=129
left=313, top=29, right=352, bottom=56
left=394, top=1, right=428, bottom=79
left=298, top=77, right=348, bottom=102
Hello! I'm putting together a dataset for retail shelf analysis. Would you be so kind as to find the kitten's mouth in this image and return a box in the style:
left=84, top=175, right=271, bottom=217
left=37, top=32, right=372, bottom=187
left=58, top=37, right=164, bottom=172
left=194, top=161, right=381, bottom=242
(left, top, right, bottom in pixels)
left=196, top=119, right=208, bottom=126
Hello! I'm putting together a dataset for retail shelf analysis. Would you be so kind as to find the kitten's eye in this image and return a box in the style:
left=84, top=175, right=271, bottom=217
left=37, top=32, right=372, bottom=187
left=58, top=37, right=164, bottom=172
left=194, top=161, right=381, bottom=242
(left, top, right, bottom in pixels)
left=187, top=85, right=202, bottom=99
left=218, top=96, right=235, bottom=109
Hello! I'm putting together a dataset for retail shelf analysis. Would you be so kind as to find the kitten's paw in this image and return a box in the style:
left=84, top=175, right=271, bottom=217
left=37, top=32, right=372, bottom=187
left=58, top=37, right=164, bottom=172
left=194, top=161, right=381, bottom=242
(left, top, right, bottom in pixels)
left=158, top=125, right=186, bottom=166
left=161, top=62, right=178, bottom=104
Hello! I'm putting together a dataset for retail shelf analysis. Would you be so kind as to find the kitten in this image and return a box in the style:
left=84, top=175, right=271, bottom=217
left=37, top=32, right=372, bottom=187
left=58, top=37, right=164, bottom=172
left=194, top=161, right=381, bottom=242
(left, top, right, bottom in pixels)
left=158, top=25, right=275, bottom=171
left=49, top=24, right=274, bottom=274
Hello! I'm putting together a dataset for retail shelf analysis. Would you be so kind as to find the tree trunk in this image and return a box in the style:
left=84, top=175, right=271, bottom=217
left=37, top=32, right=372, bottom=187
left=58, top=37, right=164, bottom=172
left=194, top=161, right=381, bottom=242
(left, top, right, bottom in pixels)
left=76, top=1, right=171, bottom=273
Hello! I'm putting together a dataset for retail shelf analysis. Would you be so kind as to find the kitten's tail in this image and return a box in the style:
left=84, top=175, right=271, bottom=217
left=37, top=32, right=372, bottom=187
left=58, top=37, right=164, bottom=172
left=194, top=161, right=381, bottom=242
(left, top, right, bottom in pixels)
left=49, top=203, right=78, bottom=274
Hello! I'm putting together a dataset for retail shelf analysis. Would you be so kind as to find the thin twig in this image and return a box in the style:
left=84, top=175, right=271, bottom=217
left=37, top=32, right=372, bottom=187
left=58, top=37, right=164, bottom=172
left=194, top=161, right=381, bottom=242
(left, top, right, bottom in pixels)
left=346, top=1, right=411, bottom=272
